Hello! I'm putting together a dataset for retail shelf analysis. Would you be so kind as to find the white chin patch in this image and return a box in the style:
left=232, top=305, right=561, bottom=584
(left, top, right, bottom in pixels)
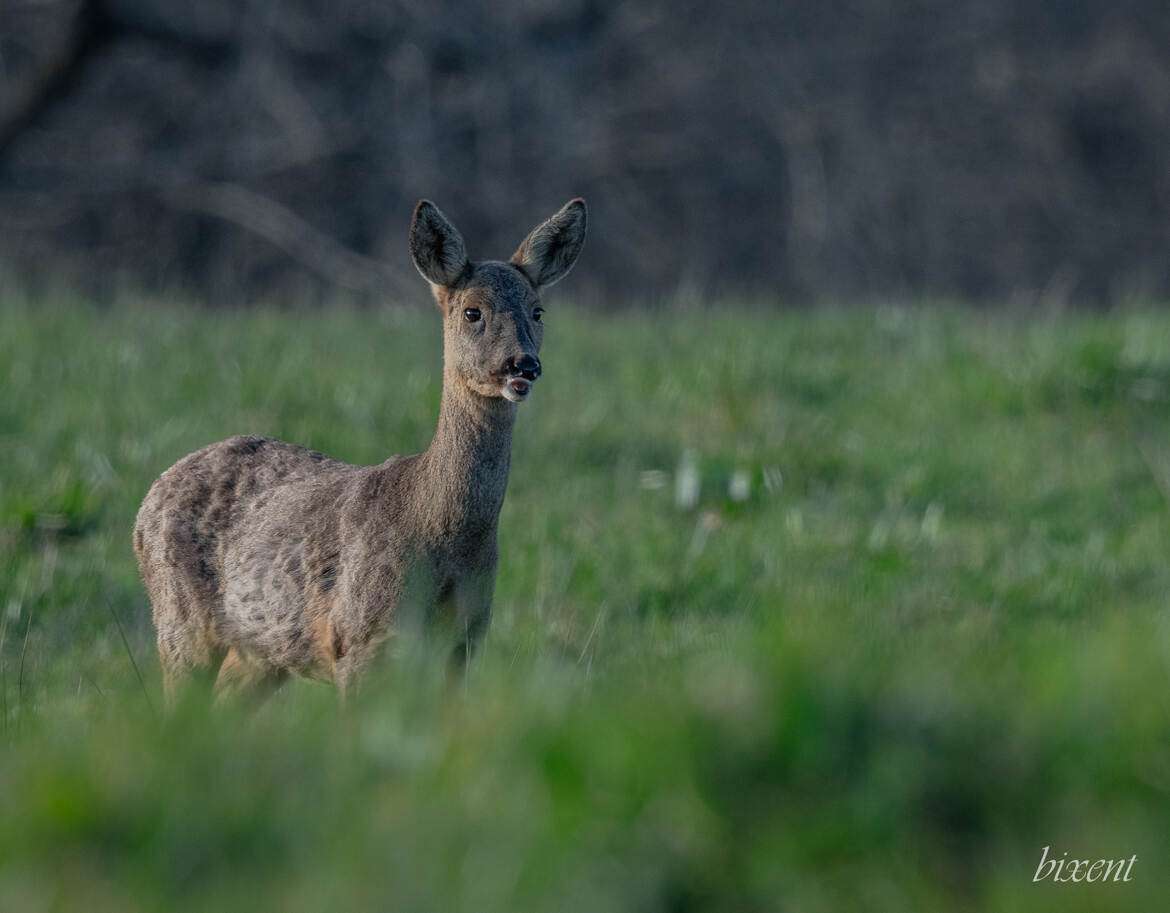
left=502, top=377, right=532, bottom=402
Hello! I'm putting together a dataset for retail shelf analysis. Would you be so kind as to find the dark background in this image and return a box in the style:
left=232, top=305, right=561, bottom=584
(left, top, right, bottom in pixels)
left=2, top=0, right=1168, bottom=303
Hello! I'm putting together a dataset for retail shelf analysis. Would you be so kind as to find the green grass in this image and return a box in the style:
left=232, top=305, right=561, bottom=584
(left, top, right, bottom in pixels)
left=2, top=294, right=1169, bottom=911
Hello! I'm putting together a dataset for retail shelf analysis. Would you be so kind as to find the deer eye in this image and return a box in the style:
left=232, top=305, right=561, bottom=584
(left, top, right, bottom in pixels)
left=463, top=308, right=481, bottom=323
left=532, top=307, right=544, bottom=322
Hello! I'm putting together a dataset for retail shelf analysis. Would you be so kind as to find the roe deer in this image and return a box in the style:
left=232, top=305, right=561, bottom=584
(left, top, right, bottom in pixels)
left=133, top=198, right=587, bottom=704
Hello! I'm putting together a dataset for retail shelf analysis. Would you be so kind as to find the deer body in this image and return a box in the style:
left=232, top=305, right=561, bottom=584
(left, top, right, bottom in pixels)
left=134, top=200, right=587, bottom=703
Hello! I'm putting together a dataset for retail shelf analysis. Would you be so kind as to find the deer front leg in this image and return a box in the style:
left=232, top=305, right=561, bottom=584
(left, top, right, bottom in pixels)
left=447, top=573, right=494, bottom=681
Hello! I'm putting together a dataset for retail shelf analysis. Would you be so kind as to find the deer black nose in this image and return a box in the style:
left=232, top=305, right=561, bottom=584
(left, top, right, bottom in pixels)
left=507, top=354, right=541, bottom=380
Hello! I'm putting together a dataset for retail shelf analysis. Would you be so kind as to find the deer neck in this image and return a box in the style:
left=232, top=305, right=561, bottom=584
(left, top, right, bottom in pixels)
left=417, top=365, right=517, bottom=534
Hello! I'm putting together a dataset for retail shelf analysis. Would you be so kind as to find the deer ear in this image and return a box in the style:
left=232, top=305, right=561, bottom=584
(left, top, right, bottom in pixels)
left=510, top=199, right=587, bottom=289
left=410, top=201, right=469, bottom=287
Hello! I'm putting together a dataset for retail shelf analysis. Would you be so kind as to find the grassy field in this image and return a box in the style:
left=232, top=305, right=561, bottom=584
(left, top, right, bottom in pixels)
left=2, top=293, right=1169, bottom=911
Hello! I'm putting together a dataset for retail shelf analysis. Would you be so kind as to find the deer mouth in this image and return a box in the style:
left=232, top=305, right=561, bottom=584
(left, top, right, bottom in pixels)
left=503, top=376, right=533, bottom=401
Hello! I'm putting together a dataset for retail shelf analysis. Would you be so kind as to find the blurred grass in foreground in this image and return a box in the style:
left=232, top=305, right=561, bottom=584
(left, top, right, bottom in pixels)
left=1, top=294, right=1169, bottom=911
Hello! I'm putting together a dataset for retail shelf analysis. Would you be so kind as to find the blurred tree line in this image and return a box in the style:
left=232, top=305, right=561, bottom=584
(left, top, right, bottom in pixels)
left=1, top=0, right=1168, bottom=304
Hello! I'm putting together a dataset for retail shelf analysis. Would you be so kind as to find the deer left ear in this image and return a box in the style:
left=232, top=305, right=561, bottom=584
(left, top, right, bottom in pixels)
left=510, top=199, right=587, bottom=289
left=410, top=200, right=469, bottom=287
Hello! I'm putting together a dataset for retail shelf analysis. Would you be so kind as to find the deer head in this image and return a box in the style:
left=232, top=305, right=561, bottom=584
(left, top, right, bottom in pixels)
left=410, top=199, right=587, bottom=403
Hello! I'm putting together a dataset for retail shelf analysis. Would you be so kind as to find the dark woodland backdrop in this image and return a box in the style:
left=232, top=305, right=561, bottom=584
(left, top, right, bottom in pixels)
left=2, top=0, right=1168, bottom=302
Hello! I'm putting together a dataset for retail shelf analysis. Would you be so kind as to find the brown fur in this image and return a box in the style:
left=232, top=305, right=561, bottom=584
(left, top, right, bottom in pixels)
left=134, top=199, right=587, bottom=705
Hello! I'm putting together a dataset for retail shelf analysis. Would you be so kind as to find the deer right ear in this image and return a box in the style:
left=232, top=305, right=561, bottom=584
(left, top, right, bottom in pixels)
left=409, top=201, right=469, bottom=287
left=510, top=198, right=588, bottom=289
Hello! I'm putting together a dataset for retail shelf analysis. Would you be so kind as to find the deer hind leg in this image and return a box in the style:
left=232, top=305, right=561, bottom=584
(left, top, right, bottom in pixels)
left=159, top=648, right=222, bottom=710
left=213, top=648, right=288, bottom=708
left=155, top=604, right=226, bottom=711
